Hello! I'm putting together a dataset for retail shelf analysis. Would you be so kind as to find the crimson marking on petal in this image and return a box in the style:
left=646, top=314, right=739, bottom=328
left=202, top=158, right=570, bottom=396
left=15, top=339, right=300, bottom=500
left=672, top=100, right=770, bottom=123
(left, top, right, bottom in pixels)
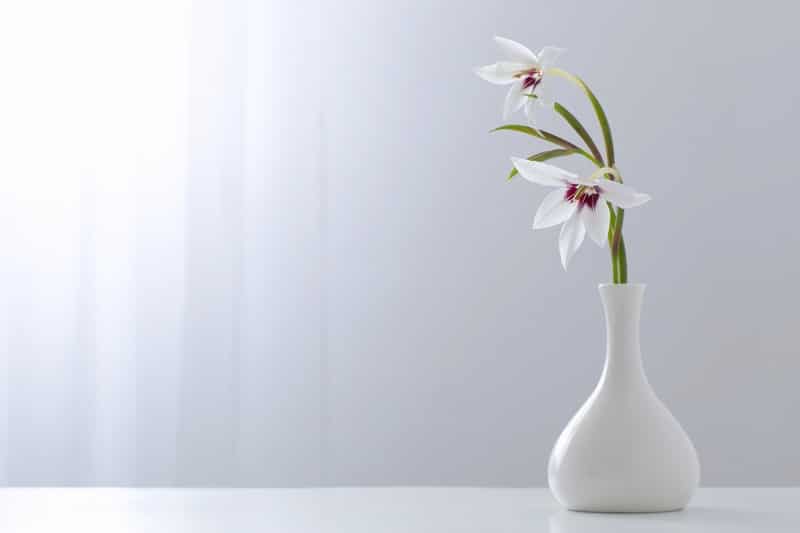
left=564, top=183, right=600, bottom=210
left=583, top=192, right=599, bottom=210
left=564, top=183, right=579, bottom=203
left=518, top=68, right=543, bottom=91
left=523, top=76, right=541, bottom=90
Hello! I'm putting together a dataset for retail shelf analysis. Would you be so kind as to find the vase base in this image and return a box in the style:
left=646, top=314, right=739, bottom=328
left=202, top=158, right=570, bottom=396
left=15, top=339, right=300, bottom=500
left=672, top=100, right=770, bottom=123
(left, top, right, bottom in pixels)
left=551, top=484, right=694, bottom=514
left=565, top=505, right=686, bottom=514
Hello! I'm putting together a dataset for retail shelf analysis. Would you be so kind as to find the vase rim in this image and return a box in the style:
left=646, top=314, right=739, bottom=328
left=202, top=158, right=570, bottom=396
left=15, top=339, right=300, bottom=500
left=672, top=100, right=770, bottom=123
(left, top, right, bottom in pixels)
left=598, top=282, right=646, bottom=290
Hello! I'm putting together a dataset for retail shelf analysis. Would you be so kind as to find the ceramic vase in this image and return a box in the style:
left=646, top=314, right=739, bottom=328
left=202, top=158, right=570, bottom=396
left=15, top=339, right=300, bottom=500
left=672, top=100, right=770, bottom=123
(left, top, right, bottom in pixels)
left=548, top=283, right=700, bottom=512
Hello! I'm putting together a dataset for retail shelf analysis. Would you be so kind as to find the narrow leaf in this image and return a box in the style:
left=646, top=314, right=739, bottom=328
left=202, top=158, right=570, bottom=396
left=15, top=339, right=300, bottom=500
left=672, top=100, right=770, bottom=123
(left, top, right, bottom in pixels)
left=550, top=68, right=616, bottom=166
left=553, top=102, right=604, bottom=165
left=506, top=148, right=578, bottom=181
left=490, top=124, right=601, bottom=166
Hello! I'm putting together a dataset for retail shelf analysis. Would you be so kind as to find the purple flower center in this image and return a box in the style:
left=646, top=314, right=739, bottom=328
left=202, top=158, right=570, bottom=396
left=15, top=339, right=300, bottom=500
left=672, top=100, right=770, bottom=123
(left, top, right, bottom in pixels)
left=565, top=183, right=600, bottom=210
left=518, top=68, right=543, bottom=91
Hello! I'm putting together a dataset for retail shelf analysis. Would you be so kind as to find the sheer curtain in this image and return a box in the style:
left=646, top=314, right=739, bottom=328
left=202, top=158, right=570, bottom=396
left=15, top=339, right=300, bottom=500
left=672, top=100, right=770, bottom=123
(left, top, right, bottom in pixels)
left=0, top=0, right=323, bottom=486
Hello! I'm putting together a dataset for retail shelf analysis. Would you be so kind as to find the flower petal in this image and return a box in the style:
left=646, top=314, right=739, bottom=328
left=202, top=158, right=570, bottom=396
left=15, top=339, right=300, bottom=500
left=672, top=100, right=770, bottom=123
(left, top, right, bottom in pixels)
left=533, top=189, right=576, bottom=229
left=474, top=63, right=519, bottom=85
left=534, top=78, right=552, bottom=107
left=494, top=36, right=538, bottom=65
left=537, top=46, right=566, bottom=70
left=524, top=96, right=539, bottom=126
left=581, top=202, right=611, bottom=247
left=599, top=180, right=652, bottom=208
left=503, top=81, right=526, bottom=120
left=558, top=212, right=586, bottom=270
left=511, top=158, right=578, bottom=187
left=571, top=176, right=598, bottom=187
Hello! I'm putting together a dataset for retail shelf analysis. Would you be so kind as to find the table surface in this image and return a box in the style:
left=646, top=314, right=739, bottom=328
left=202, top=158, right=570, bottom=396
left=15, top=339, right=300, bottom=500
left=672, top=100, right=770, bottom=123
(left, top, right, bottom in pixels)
left=0, top=487, right=796, bottom=532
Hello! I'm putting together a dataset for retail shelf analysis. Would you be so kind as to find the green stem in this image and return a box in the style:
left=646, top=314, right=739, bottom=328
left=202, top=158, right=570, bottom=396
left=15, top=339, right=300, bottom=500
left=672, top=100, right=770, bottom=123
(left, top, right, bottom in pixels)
left=610, top=234, right=620, bottom=283
left=548, top=68, right=631, bottom=282
left=617, top=237, right=628, bottom=283
left=494, top=72, right=632, bottom=283
left=608, top=204, right=618, bottom=283
left=611, top=208, right=627, bottom=284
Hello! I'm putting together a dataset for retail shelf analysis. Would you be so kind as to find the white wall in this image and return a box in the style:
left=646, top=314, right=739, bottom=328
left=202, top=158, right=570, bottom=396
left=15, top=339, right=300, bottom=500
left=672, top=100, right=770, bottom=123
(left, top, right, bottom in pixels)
left=319, top=0, right=800, bottom=486
left=0, top=0, right=798, bottom=486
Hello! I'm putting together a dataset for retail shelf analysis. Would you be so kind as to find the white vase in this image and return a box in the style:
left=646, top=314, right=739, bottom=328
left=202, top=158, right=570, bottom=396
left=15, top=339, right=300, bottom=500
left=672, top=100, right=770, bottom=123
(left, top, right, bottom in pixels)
left=548, top=283, right=700, bottom=512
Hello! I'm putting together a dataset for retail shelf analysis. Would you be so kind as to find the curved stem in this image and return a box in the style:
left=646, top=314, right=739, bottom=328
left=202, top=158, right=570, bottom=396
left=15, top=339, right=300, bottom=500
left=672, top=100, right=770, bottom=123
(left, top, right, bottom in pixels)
left=589, top=167, right=620, bottom=181
left=548, top=68, right=615, bottom=166
left=608, top=205, right=618, bottom=283
left=493, top=72, right=632, bottom=283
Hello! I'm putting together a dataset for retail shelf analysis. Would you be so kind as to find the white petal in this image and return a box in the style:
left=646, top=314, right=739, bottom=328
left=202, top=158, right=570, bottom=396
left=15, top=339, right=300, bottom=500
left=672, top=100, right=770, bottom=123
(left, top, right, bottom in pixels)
left=533, top=189, right=576, bottom=229
left=524, top=96, right=539, bottom=126
left=537, top=46, right=566, bottom=70
left=474, top=63, right=518, bottom=85
left=499, top=60, right=532, bottom=73
left=511, top=158, right=578, bottom=187
left=599, top=180, right=652, bottom=208
left=503, top=81, right=526, bottom=120
left=558, top=212, right=586, bottom=270
left=494, top=36, right=538, bottom=65
left=534, top=78, right=552, bottom=107
left=571, top=176, right=598, bottom=187
left=581, top=203, right=611, bottom=247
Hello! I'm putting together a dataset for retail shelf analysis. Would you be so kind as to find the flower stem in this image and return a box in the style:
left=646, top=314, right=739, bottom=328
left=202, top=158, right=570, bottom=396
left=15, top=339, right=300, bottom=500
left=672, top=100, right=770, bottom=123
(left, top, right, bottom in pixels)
left=549, top=68, right=630, bottom=283
left=611, top=208, right=627, bottom=284
left=611, top=243, right=619, bottom=283
left=617, top=236, right=628, bottom=284
left=608, top=205, right=618, bottom=282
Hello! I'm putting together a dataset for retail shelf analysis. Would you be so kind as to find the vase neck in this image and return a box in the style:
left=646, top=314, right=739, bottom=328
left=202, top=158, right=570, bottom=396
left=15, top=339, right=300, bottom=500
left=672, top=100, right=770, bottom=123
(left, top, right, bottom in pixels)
left=598, top=284, right=647, bottom=386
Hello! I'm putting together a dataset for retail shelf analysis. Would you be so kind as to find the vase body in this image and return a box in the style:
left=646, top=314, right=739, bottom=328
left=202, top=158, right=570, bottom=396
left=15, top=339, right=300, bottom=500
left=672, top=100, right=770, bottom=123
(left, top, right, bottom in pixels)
left=548, top=283, right=700, bottom=512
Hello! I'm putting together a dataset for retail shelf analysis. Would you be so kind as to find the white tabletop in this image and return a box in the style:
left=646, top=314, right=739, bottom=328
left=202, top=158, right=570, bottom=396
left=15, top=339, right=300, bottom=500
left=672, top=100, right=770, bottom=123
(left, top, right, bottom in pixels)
left=0, top=487, right=796, bottom=532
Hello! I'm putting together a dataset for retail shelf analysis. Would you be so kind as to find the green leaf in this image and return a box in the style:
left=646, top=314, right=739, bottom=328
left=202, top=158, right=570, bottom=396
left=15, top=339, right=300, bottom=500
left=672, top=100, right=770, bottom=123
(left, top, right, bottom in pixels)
left=550, top=68, right=615, bottom=166
left=506, top=148, right=578, bottom=181
left=553, top=102, right=604, bottom=165
left=490, top=124, right=601, bottom=166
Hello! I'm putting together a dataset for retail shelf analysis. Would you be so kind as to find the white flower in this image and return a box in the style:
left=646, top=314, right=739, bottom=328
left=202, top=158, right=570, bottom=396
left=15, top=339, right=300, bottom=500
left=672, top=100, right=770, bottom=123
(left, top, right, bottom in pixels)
left=475, top=37, right=565, bottom=124
left=511, top=158, right=651, bottom=270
